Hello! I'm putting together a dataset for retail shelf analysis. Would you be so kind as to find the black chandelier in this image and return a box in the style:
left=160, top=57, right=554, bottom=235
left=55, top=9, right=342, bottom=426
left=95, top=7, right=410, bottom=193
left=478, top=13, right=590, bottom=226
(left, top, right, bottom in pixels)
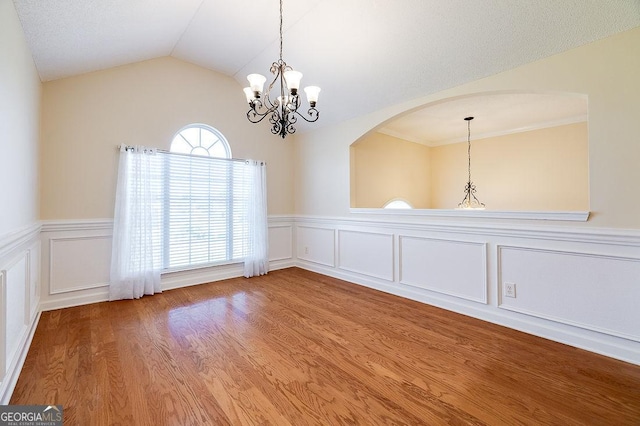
left=243, top=0, right=320, bottom=138
left=457, top=116, right=485, bottom=210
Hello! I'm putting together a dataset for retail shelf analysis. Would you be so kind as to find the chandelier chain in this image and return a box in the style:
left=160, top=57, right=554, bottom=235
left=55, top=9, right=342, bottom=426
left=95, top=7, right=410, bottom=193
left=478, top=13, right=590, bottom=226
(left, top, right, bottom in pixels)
left=279, top=0, right=283, bottom=61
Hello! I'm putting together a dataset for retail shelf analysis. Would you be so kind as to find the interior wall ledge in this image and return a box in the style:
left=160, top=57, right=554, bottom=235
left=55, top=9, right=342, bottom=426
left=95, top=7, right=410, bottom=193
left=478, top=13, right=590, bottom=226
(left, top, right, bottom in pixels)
left=350, top=208, right=589, bottom=222
left=296, top=214, right=640, bottom=246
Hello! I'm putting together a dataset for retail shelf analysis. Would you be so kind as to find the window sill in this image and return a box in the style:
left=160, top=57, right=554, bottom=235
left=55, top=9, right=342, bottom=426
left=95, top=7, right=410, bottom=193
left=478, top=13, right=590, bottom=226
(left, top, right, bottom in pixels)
left=349, top=208, right=590, bottom=222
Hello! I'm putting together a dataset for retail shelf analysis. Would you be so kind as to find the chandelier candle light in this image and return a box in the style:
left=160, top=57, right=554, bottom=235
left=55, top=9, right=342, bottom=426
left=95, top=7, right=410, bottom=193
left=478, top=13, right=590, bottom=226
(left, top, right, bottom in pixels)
left=457, top=116, right=486, bottom=210
left=243, top=0, right=321, bottom=138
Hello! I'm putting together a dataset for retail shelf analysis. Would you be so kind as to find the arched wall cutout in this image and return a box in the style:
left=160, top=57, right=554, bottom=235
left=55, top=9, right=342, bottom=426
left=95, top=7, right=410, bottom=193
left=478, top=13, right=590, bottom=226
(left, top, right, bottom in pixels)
left=350, top=91, right=590, bottom=215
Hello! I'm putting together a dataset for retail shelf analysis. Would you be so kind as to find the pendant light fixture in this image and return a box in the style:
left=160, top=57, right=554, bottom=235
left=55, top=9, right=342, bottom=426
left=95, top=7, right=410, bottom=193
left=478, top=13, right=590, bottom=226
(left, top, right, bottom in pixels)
left=457, top=116, right=485, bottom=210
left=242, top=0, right=320, bottom=138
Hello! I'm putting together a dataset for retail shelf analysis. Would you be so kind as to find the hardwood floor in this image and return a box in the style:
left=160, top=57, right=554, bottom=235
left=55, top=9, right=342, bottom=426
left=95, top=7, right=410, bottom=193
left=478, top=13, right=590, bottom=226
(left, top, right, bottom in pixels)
left=11, top=268, right=640, bottom=425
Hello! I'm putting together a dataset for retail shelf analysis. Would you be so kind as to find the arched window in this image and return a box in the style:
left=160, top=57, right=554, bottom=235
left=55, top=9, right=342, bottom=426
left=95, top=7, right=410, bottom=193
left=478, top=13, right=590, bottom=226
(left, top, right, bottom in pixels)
left=165, top=124, right=238, bottom=270
left=383, top=199, right=413, bottom=209
left=170, top=124, right=231, bottom=158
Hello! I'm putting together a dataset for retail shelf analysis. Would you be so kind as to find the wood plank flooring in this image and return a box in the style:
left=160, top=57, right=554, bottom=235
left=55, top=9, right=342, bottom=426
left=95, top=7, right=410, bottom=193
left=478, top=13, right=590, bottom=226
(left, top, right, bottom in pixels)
left=11, top=268, right=640, bottom=425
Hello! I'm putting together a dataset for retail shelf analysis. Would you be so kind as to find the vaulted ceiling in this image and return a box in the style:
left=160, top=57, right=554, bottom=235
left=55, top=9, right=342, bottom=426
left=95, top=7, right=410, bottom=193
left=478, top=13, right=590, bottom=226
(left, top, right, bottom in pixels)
left=12, top=0, right=640, bottom=128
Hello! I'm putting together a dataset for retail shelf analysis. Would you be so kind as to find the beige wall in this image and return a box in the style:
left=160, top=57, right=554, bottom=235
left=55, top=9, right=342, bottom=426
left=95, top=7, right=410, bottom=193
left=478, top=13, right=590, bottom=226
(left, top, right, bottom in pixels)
left=40, top=57, right=294, bottom=220
left=351, top=132, right=431, bottom=208
left=0, top=0, right=41, bottom=237
left=295, top=27, right=640, bottom=229
left=431, top=122, right=588, bottom=210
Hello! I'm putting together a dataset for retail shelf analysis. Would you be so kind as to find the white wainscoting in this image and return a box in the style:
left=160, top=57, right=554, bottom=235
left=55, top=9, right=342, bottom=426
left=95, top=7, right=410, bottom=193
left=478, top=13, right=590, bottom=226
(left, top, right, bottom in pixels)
left=399, top=236, right=487, bottom=303
left=338, top=230, right=394, bottom=281
left=296, top=225, right=336, bottom=267
left=498, top=246, right=640, bottom=342
left=4, top=215, right=640, bottom=403
left=294, top=216, right=640, bottom=365
left=49, top=235, right=112, bottom=294
left=0, top=223, right=41, bottom=404
left=268, top=224, right=293, bottom=263
left=41, top=220, right=113, bottom=310
left=40, top=217, right=296, bottom=311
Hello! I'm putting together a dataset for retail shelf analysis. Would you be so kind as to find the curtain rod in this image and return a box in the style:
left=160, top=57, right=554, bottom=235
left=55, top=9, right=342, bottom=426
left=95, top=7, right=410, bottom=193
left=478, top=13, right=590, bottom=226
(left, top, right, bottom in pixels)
left=117, top=144, right=264, bottom=165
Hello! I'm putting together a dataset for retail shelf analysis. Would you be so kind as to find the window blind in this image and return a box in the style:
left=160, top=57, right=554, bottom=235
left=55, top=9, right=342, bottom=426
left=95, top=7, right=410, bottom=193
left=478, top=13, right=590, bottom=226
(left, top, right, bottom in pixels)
left=148, top=151, right=254, bottom=270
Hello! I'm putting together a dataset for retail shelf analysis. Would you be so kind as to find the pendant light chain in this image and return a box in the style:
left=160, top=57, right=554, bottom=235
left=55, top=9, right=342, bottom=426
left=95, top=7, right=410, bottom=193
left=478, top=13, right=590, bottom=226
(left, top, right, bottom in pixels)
left=467, top=118, right=472, bottom=185
left=279, top=0, right=283, bottom=61
left=457, top=116, right=485, bottom=209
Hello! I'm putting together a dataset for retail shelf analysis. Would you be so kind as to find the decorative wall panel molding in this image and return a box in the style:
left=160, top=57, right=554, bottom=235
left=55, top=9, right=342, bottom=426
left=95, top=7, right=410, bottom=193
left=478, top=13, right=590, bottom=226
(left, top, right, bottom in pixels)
left=4, top=256, right=27, bottom=376
left=49, top=236, right=112, bottom=295
left=399, top=236, right=487, bottom=303
left=40, top=217, right=296, bottom=310
left=0, top=224, right=40, bottom=404
left=268, top=225, right=293, bottom=261
left=296, top=226, right=336, bottom=267
left=338, top=230, right=394, bottom=281
left=498, top=245, right=640, bottom=342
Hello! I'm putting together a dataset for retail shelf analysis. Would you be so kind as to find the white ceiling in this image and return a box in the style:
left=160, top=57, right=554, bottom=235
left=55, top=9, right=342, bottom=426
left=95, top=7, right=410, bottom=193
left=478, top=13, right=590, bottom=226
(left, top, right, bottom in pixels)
left=12, top=0, right=640, bottom=129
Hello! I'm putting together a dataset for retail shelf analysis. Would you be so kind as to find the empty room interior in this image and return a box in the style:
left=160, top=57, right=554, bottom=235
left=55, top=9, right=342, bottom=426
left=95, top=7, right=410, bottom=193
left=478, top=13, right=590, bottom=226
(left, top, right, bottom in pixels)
left=2, top=0, right=640, bottom=424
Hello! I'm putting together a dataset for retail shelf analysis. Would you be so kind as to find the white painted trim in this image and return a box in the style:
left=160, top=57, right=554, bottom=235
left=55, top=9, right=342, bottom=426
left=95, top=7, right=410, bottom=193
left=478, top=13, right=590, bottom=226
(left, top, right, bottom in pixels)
left=269, top=259, right=296, bottom=271
left=497, top=245, right=640, bottom=343
left=28, top=243, right=40, bottom=321
left=296, top=215, right=640, bottom=246
left=267, top=215, right=296, bottom=224
left=398, top=235, right=488, bottom=304
left=296, top=225, right=336, bottom=267
left=350, top=208, right=589, bottom=222
left=48, top=236, right=111, bottom=295
left=40, top=290, right=110, bottom=312
left=337, top=229, right=395, bottom=281
left=41, top=219, right=113, bottom=233
left=0, top=222, right=41, bottom=260
left=268, top=224, right=294, bottom=262
left=1, top=252, right=31, bottom=369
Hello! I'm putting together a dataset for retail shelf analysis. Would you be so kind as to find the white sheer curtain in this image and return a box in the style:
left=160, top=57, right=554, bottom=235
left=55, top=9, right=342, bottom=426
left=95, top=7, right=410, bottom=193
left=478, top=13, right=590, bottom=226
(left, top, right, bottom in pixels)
left=243, top=160, right=269, bottom=278
left=109, top=145, right=163, bottom=300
